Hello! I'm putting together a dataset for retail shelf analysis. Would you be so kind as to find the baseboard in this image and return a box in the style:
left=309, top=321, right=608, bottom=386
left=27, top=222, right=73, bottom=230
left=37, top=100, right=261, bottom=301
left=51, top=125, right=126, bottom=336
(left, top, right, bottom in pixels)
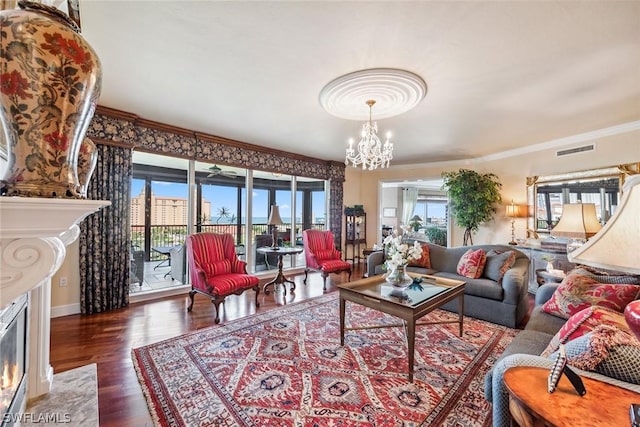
left=129, top=284, right=191, bottom=304
left=51, top=303, right=81, bottom=318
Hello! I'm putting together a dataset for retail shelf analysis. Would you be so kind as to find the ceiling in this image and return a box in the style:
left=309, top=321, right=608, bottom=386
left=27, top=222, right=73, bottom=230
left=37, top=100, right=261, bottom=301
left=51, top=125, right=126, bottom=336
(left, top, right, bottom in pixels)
left=79, top=1, right=640, bottom=165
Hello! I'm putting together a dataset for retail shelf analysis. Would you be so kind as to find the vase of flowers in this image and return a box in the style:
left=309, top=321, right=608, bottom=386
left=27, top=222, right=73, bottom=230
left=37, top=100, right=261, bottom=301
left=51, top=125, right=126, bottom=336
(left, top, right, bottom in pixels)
left=382, top=233, right=423, bottom=288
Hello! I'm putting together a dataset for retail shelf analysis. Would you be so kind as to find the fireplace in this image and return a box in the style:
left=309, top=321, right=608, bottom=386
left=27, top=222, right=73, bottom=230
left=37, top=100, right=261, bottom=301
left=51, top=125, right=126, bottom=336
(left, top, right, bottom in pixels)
left=0, top=294, right=27, bottom=427
left=0, top=198, right=108, bottom=412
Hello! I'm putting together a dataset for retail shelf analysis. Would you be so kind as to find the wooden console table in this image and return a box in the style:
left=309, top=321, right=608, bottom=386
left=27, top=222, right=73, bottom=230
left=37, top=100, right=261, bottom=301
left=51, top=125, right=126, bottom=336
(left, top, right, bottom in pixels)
left=504, top=366, right=639, bottom=427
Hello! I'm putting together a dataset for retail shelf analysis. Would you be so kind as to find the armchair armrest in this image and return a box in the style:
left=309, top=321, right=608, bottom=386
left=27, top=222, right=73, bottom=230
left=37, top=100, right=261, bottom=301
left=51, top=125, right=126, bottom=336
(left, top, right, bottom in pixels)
left=535, top=282, right=561, bottom=306
left=232, top=258, right=249, bottom=274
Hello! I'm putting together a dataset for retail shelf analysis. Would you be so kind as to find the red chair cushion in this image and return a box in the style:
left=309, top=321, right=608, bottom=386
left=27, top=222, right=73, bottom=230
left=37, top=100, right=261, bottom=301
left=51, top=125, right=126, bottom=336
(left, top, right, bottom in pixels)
left=205, top=273, right=259, bottom=296
left=319, top=259, right=351, bottom=274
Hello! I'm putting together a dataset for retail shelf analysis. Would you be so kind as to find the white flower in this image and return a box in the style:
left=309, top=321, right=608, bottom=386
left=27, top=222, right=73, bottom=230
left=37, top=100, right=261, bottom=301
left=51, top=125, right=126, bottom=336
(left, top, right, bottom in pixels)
left=383, top=233, right=423, bottom=271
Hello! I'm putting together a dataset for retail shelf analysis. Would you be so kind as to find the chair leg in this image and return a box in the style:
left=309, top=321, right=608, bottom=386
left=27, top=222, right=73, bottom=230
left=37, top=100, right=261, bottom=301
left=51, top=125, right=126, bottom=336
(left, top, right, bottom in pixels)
left=321, top=272, right=329, bottom=291
left=187, top=290, right=197, bottom=312
left=254, top=285, right=261, bottom=308
left=211, top=296, right=225, bottom=324
left=303, top=268, right=310, bottom=284
left=347, top=269, right=352, bottom=282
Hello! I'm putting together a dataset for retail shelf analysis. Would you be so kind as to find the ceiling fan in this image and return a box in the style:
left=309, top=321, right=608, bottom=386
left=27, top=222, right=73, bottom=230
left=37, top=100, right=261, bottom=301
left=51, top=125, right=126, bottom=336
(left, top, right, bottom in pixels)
left=207, top=165, right=238, bottom=178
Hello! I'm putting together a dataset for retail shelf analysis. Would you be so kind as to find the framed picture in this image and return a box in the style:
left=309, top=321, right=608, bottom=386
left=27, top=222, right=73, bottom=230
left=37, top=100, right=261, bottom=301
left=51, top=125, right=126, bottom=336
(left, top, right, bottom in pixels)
left=383, top=207, right=396, bottom=217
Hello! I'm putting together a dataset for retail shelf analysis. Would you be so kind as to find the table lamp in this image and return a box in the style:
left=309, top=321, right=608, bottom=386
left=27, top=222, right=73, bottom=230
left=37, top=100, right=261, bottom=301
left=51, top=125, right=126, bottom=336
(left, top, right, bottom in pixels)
left=568, top=175, right=640, bottom=339
left=505, top=201, right=527, bottom=245
left=267, top=204, right=284, bottom=249
left=409, top=215, right=422, bottom=232
left=551, top=202, right=601, bottom=252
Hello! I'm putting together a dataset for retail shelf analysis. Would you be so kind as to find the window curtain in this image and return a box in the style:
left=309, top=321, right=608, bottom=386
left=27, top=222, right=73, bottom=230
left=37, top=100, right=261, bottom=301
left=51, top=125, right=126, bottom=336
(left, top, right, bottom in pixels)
left=402, top=188, right=418, bottom=229
left=79, top=143, right=132, bottom=314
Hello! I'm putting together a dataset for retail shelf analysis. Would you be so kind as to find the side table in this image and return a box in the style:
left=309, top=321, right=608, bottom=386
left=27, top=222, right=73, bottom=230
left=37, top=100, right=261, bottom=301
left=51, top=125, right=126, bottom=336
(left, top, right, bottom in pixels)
left=256, top=246, right=303, bottom=296
left=504, top=366, right=639, bottom=427
left=535, top=269, right=566, bottom=286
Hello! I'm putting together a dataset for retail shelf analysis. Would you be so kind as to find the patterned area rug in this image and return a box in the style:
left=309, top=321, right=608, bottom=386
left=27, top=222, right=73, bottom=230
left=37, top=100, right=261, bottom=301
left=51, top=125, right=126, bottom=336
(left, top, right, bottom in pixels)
left=132, top=293, right=516, bottom=426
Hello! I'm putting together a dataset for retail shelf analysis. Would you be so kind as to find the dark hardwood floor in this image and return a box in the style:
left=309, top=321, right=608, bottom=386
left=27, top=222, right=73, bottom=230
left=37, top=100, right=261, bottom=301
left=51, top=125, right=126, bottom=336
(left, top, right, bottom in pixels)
left=50, top=265, right=533, bottom=426
left=49, top=266, right=363, bottom=427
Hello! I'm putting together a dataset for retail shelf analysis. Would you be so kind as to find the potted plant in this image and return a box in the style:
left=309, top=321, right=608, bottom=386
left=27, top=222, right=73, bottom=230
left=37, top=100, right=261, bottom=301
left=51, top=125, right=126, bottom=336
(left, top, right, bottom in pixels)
left=425, top=226, right=447, bottom=246
left=441, top=169, right=502, bottom=245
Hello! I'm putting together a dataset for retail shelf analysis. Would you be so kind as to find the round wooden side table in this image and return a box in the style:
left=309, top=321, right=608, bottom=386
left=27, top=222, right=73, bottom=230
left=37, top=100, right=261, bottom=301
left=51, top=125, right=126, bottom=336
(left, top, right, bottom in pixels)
left=504, top=366, right=639, bottom=427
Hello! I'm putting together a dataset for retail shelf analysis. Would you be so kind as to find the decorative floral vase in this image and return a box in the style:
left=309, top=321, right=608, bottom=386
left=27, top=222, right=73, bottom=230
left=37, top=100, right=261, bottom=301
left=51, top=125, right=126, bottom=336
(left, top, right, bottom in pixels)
left=76, top=138, right=97, bottom=197
left=0, top=1, right=102, bottom=198
left=384, top=264, right=413, bottom=288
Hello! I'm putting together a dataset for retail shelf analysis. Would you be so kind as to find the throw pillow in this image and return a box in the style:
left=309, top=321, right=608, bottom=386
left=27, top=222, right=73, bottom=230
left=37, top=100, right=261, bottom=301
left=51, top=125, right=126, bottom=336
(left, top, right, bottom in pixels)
left=204, top=260, right=231, bottom=275
left=551, top=325, right=640, bottom=385
left=541, top=306, right=629, bottom=357
left=541, top=273, right=640, bottom=319
left=456, top=248, right=487, bottom=279
left=571, top=267, right=640, bottom=285
left=315, top=249, right=337, bottom=261
left=483, top=249, right=516, bottom=282
left=408, top=242, right=431, bottom=268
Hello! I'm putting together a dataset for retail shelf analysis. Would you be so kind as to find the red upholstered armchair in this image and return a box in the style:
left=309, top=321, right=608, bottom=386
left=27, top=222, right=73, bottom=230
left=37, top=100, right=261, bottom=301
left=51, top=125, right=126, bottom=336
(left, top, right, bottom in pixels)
left=186, top=233, right=260, bottom=324
left=303, top=229, right=352, bottom=291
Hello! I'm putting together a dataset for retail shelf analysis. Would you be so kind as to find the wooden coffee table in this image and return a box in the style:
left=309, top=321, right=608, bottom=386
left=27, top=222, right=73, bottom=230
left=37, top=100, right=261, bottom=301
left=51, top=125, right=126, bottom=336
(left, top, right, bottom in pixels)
left=338, top=273, right=466, bottom=382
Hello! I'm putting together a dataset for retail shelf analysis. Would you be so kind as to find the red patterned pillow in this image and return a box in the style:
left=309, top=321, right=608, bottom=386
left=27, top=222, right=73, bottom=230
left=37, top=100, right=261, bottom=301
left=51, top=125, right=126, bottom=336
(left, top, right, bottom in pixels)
left=456, top=248, right=487, bottom=279
left=542, top=273, right=640, bottom=319
left=541, top=306, right=629, bottom=357
left=408, top=243, right=431, bottom=268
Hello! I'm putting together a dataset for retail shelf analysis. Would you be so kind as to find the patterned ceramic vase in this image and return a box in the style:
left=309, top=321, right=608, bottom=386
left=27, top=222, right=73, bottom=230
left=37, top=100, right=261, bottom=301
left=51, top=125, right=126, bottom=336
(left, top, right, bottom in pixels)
left=0, top=1, right=102, bottom=198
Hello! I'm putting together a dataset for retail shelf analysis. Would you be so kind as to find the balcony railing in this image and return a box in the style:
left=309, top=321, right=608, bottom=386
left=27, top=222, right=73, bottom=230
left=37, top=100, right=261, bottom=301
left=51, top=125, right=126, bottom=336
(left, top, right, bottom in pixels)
left=132, top=223, right=325, bottom=261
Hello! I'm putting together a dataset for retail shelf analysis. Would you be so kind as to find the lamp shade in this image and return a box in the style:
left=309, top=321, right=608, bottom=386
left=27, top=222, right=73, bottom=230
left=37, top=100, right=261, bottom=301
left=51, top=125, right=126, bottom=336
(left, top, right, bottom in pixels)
left=550, top=203, right=601, bottom=239
left=410, top=215, right=422, bottom=222
left=267, top=205, right=284, bottom=226
left=569, top=175, right=640, bottom=274
left=505, top=203, right=527, bottom=218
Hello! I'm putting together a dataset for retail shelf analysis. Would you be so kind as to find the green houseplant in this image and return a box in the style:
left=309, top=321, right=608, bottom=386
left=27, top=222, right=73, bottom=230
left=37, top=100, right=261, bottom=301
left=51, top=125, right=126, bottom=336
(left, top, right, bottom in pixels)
left=441, top=169, right=502, bottom=245
left=424, top=226, right=447, bottom=246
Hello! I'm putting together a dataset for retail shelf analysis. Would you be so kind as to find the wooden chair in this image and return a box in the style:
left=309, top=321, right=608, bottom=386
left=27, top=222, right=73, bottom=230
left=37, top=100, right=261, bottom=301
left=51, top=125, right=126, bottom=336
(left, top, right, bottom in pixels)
left=186, top=232, right=260, bottom=323
left=302, top=229, right=352, bottom=291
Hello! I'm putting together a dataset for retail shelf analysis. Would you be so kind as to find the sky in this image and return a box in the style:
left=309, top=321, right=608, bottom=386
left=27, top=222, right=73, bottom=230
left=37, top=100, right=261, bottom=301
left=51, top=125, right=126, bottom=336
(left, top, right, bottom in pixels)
left=131, top=179, right=326, bottom=222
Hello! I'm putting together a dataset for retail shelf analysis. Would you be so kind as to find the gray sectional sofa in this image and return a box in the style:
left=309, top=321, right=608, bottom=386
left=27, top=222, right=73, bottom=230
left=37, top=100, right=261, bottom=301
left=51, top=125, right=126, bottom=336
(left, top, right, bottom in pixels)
left=366, top=242, right=530, bottom=328
left=485, top=281, right=640, bottom=427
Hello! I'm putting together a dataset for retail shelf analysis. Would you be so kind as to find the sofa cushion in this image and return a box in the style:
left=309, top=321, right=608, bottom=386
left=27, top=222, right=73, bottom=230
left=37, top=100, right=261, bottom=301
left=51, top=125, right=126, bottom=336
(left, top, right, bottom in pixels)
left=433, top=271, right=503, bottom=301
left=552, top=325, right=640, bottom=385
left=541, top=306, right=629, bottom=357
left=456, top=248, right=487, bottom=279
left=525, top=306, right=567, bottom=336
left=483, top=249, right=516, bottom=283
left=541, top=273, right=640, bottom=319
left=408, top=242, right=431, bottom=268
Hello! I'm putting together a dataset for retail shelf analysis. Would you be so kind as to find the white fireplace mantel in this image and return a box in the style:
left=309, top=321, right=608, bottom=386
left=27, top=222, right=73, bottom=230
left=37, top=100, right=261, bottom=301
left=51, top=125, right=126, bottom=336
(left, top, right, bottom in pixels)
left=0, top=197, right=109, bottom=399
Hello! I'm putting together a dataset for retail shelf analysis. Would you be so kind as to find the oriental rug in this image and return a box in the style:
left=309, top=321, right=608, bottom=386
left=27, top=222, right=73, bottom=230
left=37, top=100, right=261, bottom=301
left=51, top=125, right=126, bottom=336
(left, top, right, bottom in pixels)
left=132, top=293, right=516, bottom=426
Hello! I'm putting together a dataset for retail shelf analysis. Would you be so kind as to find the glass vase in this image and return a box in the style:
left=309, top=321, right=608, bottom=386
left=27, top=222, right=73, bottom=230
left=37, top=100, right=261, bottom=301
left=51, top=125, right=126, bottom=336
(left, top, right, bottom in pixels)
left=384, top=264, right=413, bottom=288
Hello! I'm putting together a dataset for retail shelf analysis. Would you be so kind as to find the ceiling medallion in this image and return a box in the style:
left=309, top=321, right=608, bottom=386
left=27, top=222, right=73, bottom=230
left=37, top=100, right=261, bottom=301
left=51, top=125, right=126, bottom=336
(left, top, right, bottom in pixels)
left=320, top=68, right=426, bottom=170
left=319, top=68, right=427, bottom=120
